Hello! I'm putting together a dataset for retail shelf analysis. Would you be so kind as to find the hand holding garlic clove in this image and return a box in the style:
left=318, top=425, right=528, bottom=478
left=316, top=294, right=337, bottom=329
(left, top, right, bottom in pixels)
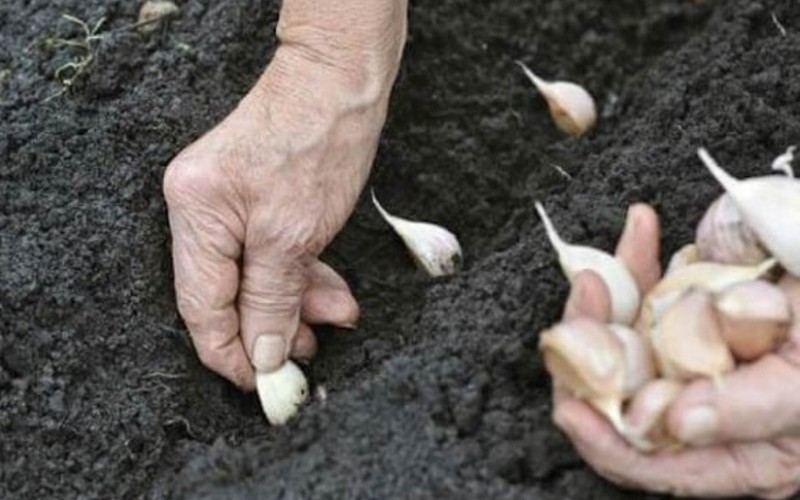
left=548, top=205, right=800, bottom=499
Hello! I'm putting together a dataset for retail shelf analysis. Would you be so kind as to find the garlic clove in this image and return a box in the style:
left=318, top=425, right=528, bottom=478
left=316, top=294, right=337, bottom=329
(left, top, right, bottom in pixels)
left=623, top=379, right=684, bottom=452
left=699, top=148, right=800, bottom=276
left=539, top=318, right=628, bottom=434
left=536, top=202, right=641, bottom=325
left=516, top=61, right=597, bottom=137
left=715, top=280, right=792, bottom=361
left=256, top=361, right=309, bottom=425
left=695, top=194, right=768, bottom=266
left=665, top=243, right=701, bottom=276
left=372, top=191, right=462, bottom=277
left=608, top=324, right=657, bottom=398
left=650, top=290, right=735, bottom=383
left=778, top=274, right=800, bottom=341
left=138, top=0, right=180, bottom=33
left=635, top=258, right=777, bottom=336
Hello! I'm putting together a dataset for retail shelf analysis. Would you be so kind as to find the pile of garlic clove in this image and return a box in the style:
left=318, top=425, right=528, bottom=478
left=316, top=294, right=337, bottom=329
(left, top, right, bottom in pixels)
left=537, top=147, right=800, bottom=452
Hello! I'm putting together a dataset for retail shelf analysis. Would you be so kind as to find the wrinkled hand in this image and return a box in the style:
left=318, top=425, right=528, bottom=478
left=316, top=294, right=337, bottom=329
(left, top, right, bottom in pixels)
left=553, top=204, right=800, bottom=498
left=163, top=34, right=403, bottom=389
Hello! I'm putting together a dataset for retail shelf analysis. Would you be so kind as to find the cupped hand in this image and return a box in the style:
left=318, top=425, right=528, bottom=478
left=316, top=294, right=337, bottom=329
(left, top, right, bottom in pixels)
left=552, top=204, right=800, bottom=498
left=163, top=44, right=401, bottom=390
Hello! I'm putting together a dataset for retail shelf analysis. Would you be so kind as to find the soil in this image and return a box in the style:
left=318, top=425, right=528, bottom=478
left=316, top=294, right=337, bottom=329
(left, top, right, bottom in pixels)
left=2, top=0, right=800, bottom=498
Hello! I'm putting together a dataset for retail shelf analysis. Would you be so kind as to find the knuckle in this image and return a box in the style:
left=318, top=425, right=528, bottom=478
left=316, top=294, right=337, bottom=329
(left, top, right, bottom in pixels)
left=163, top=156, right=215, bottom=206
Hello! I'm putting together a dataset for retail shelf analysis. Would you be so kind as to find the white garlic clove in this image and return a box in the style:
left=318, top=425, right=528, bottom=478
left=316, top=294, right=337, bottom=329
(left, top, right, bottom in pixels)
left=635, top=258, right=777, bottom=336
left=715, top=280, right=791, bottom=361
left=771, top=145, right=796, bottom=178
left=623, top=379, right=684, bottom=452
left=665, top=243, right=701, bottom=276
left=138, top=0, right=180, bottom=33
left=651, top=290, right=735, bottom=384
left=539, top=319, right=629, bottom=435
left=608, top=324, right=657, bottom=398
left=699, top=148, right=800, bottom=276
left=256, top=361, right=309, bottom=425
left=695, top=194, right=768, bottom=266
left=516, top=61, right=597, bottom=137
left=372, top=191, right=462, bottom=277
left=536, top=202, right=641, bottom=325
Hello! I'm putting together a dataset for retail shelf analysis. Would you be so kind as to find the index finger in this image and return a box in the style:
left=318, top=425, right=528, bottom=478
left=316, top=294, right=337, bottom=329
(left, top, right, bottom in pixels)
left=615, top=203, right=662, bottom=293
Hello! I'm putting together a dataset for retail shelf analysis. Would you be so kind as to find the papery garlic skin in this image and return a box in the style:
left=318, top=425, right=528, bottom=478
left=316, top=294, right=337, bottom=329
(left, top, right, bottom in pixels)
left=715, top=280, right=791, bottom=361
left=536, top=202, right=640, bottom=325
left=651, top=290, right=735, bottom=383
left=539, top=319, right=628, bottom=434
left=608, top=324, right=657, bottom=398
left=624, top=379, right=683, bottom=452
left=772, top=145, right=796, bottom=178
left=372, top=191, right=462, bottom=277
left=696, top=194, right=768, bottom=266
left=699, top=148, right=800, bottom=276
left=138, top=0, right=179, bottom=33
left=516, top=61, right=597, bottom=137
left=665, top=244, right=701, bottom=276
left=256, top=361, right=309, bottom=425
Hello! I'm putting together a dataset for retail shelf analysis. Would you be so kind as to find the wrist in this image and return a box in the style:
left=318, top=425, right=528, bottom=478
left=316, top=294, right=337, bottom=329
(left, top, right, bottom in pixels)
left=271, top=0, right=407, bottom=99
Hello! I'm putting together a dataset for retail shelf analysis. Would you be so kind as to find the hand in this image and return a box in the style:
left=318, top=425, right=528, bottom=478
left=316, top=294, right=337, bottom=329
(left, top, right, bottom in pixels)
left=162, top=27, right=404, bottom=390
left=552, top=204, right=800, bottom=498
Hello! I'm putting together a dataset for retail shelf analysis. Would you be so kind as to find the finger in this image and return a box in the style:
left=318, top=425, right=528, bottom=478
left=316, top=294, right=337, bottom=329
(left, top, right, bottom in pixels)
left=615, top=203, right=662, bottom=293
left=290, top=322, right=318, bottom=362
left=169, top=212, right=254, bottom=390
left=301, top=261, right=359, bottom=327
left=239, top=245, right=306, bottom=374
left=554, top=396, right=769, bottom=497
left=667, top=354, right=800, bottom=446
left=562, top=270, right=612, bottom=322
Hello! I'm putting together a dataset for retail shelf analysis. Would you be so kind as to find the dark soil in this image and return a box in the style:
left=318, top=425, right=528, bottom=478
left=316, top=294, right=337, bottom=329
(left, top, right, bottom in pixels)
left=2, top=0, right=800, bottom=498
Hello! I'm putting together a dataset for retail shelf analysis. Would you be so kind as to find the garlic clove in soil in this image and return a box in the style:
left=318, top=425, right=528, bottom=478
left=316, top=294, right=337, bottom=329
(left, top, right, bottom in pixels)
left=650, top=290, right=735, bottom=384
left=635, top=258, right=777, bottom=336
left=516, top=61, right=597, bottom=137
left=699, top=148, right=800, bottom=276
left=624, top=378, right=684, bottom=452
left=138, top=0, right=180, bottom=33
left=535, top=202, right=640, bottom=325
left=665, top=243, right=701, bottom=276
left=371, top=191, right=462, bottom=277
left=695, top=194, right=768, bottom=266
left=539, top=318, right=628, bottom=435
left=607, top=324, right=657, bottom=398
left=715, top=280, right=791, bottom=361
left=256, top=360, right=310, bottom=425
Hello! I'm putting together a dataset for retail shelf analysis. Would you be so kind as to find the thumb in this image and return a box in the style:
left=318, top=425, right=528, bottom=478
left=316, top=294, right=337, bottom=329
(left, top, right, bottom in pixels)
left=239, top=248, right=306, bottom=373
left=667, top=354, right=800, bottom=446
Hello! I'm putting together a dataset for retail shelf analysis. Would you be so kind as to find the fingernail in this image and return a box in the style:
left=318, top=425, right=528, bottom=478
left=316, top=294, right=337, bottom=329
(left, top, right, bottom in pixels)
left=678, top=406, right=719, bottom=446
left=252, top=335, right=286, bottom=372
left=624, top=206, right=640, bottom=238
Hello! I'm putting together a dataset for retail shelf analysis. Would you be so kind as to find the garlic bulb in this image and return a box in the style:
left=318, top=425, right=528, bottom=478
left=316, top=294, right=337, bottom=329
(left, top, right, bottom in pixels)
left=539, top=319, right=628, bottom=435
left=536, top=202, right=640, bottom=325
left=256, top=361, right=309, bottom=425
left=635, top=259, right=777, bottom=336
left=372, top=191, right=462, bottom=277
left=665, top=244, right=701, bottom=276
left=715, top=280, right=792, bottom=361
left=695, top=194, right=768, bottom=266
left=138, top=0, right=179, bottom=33
left=699, top=148, right=800, bottom=276
left=624, top=379, right=684, bottom=452
left=516, top=61, right=597, bottom=137
left=650, top=290, right=734, bottom=384
left=608, top=324, right=657, bottom=398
